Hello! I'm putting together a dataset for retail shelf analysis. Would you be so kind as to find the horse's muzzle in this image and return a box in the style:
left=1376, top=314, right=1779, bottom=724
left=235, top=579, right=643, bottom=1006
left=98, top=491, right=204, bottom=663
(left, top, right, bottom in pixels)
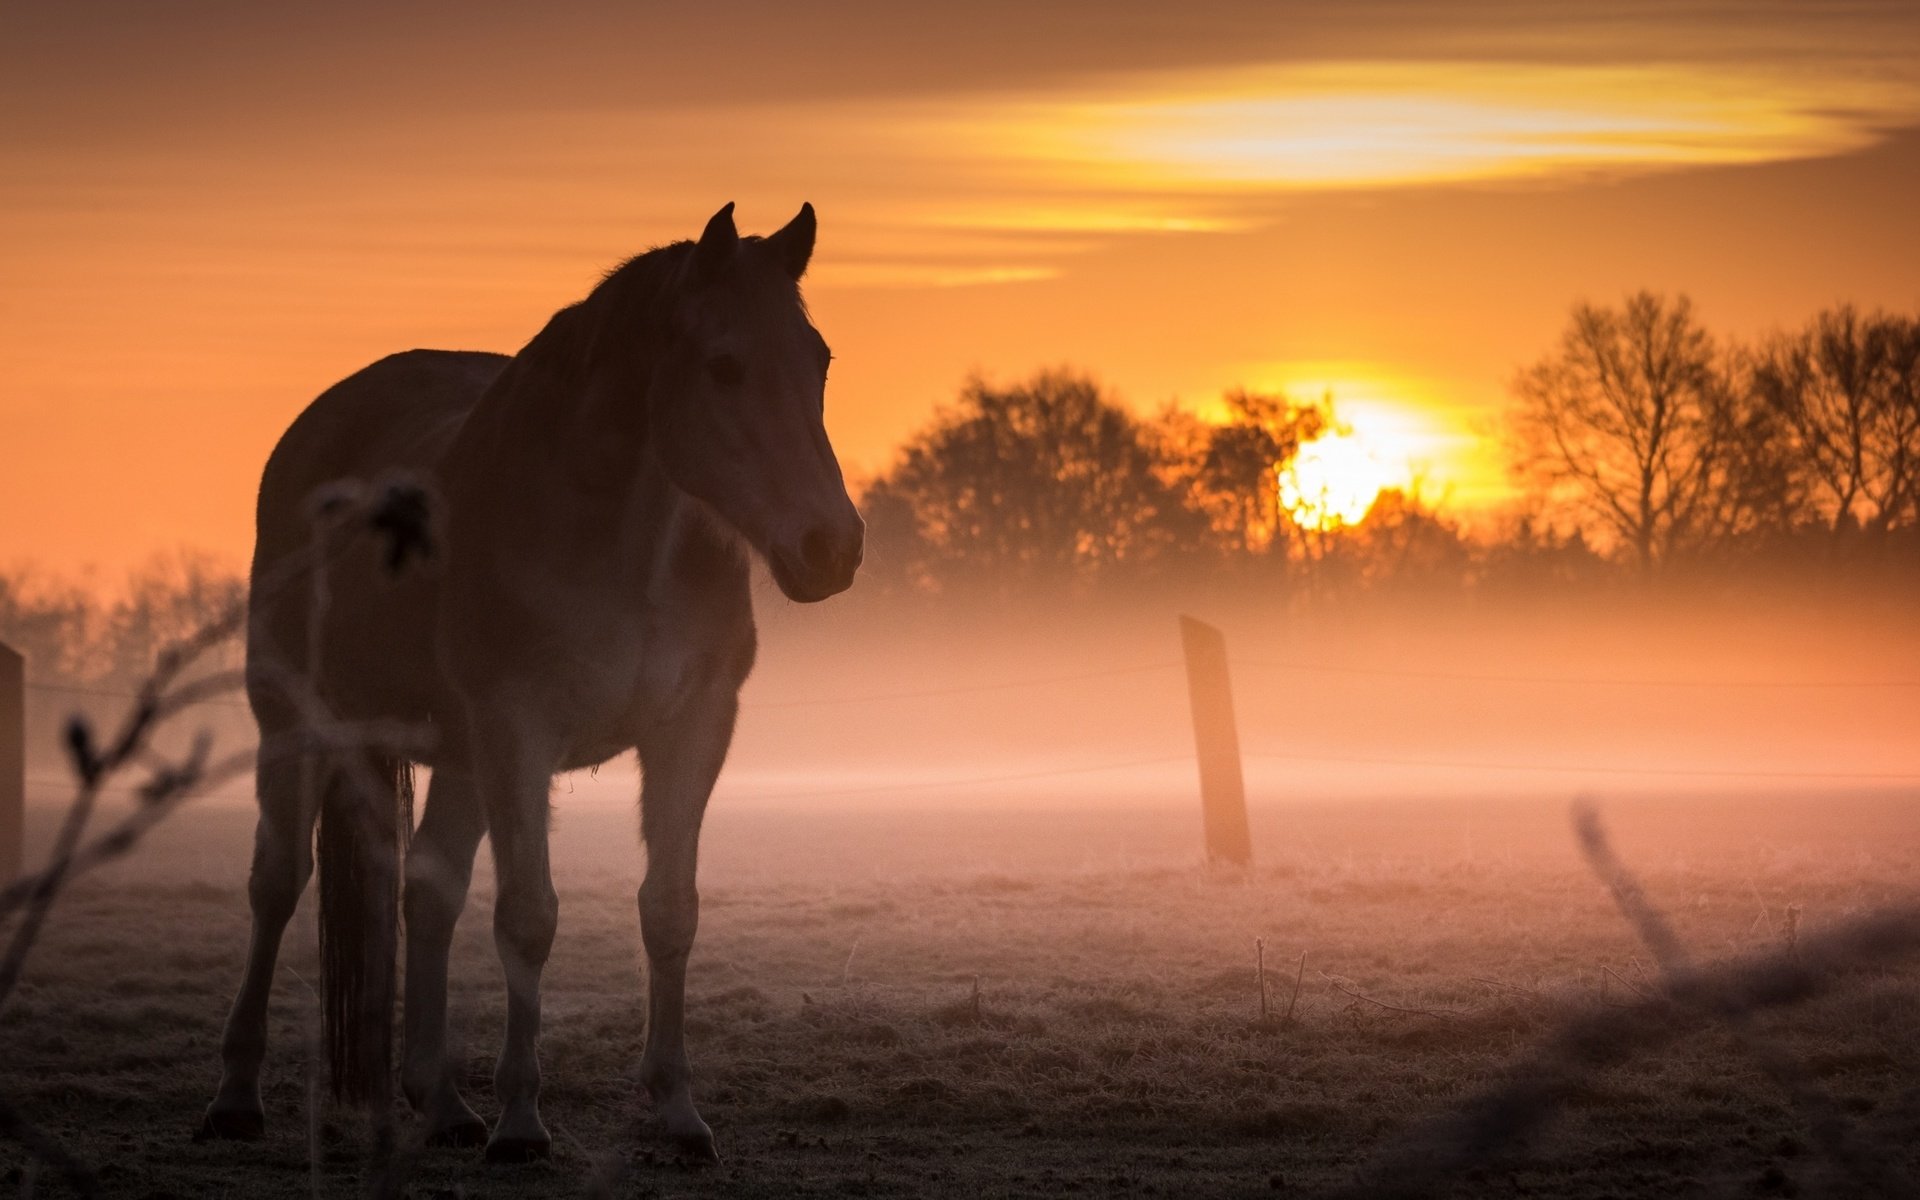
left=769, top=520, right=863, bottom=602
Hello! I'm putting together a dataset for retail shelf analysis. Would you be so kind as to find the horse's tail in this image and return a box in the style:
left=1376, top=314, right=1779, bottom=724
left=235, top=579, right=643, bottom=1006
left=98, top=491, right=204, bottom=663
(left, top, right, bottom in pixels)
left=317, top=754, right=414, bottom=1105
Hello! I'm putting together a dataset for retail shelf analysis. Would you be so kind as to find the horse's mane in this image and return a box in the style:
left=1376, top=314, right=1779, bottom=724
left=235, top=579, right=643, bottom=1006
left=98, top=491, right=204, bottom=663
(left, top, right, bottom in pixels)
left=520, top=233, right=813, bottom=391
left=517, top=240, right=697, bottom=388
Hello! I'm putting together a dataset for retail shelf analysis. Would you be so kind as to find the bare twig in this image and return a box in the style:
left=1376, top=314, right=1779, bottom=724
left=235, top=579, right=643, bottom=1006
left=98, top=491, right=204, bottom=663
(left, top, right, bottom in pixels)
left=0, top=610, right=240, bottom=1012
left=1599, top=963, right=1656, bottom=1002
left=1570, top=804, right=1687, bottom=971
left=0, top=476, right=438, bottom=1192
left=1318, top=971, right=1462, bottom=1021
left=1573, top=800, right=1913, bottom=1197
left=1334, top=901, right=1920, bottom=1200
left=0, top=598, right=245, bottom=1196
left=1467, top=976, right=1537, bottom=998
left=0, top=720, right=428, bottom=925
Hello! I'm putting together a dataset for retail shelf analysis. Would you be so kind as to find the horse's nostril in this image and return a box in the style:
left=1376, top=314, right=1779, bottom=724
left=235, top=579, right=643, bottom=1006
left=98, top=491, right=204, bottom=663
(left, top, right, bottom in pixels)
left=798, top=525, right=862, bottom=579
left=801, top=528, right=835, bottom=574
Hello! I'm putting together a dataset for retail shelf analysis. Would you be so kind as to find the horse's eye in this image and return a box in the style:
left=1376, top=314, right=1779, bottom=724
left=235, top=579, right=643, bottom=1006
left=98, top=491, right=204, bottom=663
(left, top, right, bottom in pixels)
left=706, top=354, right=744, bottom=387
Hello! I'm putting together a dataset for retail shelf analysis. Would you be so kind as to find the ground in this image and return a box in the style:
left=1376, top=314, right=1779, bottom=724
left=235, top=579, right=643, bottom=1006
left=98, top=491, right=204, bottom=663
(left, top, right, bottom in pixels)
left=1, top=789, right=1915, bottom=1198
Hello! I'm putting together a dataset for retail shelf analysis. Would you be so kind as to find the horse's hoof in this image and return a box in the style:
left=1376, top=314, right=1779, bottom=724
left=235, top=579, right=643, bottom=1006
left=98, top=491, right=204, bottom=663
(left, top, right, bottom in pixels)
left=427, top=1116, right=490, bottom=1149
left=195, top=1106, right=265, bottom=1143
left=669, top=1121, right=719, bottom=1165
left=674, top=1134, right=720, bottom=1165
left=484, top=1133, right=552, bottom=1164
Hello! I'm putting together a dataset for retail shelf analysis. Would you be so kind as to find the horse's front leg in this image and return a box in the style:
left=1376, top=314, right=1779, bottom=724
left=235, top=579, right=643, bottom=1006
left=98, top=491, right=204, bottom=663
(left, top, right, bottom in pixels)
left=635, top=689, right=737, bottom=1161
left=471, top=711, right=562, bottom=1163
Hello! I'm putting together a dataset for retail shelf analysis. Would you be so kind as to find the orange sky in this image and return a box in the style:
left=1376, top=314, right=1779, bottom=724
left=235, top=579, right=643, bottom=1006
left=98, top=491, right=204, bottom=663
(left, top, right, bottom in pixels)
left=4, top=1, right=1919, bottom=578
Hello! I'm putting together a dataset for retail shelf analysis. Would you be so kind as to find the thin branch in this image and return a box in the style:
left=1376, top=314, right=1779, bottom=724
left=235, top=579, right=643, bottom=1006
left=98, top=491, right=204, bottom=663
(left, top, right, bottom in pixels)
left=1334, top=902, right=1920, bottom=1200
left=1467, top=976, right=1538, bottom=998
left=1573, top=801, right=1914, bottom=1197
left=0, top=720, right=428, bottom=925
left=1599, top=964, right=1657, bottom=1002
left=1318, top=971, right=1462, bottom=1021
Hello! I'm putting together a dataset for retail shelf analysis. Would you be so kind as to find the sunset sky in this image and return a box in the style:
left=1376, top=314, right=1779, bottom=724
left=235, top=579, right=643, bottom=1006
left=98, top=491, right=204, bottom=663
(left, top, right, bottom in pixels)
left=4, top=1, right=1919, bottom=578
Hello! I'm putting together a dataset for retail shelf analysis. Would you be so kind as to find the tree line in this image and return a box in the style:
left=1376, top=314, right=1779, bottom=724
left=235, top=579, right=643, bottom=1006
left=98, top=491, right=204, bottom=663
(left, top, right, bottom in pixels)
left=1511, top=294, right=1920, bottom=570
left=861, top=293, right=1920, bottom=596
left=0, top=554, right=248, bottom=764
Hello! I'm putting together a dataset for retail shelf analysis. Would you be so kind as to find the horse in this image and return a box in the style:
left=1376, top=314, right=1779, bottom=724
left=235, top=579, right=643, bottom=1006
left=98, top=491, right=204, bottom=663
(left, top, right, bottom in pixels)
left=198, top=203, right=863, bottom=1163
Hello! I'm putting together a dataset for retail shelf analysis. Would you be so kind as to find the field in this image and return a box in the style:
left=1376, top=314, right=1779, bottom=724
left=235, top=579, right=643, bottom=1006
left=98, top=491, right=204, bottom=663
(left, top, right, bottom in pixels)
left=1, top=785, right=1916, bottom=1198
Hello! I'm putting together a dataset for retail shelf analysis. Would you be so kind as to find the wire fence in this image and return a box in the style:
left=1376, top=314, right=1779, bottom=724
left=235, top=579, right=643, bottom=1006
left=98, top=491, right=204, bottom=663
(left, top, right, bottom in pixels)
left=22, top=645, right=1920, bottom=805
left=30, top=650, right=1920, bottom=712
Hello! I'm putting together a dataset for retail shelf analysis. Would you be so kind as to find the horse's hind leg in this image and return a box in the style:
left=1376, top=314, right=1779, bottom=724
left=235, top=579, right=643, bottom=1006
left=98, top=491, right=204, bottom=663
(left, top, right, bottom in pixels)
left=200, top=746, right=321, bottom=1141
left=402, top=762, right=488, bottom=1146
left=635, top=693, right=736, bottom=1162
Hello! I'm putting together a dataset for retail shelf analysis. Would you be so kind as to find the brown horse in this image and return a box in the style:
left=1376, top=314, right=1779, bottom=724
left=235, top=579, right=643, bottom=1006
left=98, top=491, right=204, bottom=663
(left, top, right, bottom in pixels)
left=200, top=204, right=862, bottom=1162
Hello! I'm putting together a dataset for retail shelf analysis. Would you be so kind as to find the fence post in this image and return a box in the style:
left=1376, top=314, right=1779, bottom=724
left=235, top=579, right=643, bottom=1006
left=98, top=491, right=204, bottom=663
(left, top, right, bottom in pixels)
left=1178, top=615, right=1253, bottom=866
left=0, top=640, right=21, bottom=883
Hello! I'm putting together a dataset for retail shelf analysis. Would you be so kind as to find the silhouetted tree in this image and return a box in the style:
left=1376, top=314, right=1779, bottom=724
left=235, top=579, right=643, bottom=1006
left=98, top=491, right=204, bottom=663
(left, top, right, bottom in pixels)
left=1155, top=389, right=1328, bottom=559
left=1328, top=485, right=1475, bottom=591
left=1748, top=307, right=1920, bottom=537
left=0, top=572, right=93, bottom=682
left=862, top=370, right=1206, bottom=591
left=104, top=552, right=245, bottom=681
left=1509, top=292, right=1737, bottom=569
left=0, top=556, right=248, bottom=767
left=1708, top=382, right=1803, bottom=547
left=850, top=479, right=929, bottom=594
left=1478, top=513, right=1612, bottom=594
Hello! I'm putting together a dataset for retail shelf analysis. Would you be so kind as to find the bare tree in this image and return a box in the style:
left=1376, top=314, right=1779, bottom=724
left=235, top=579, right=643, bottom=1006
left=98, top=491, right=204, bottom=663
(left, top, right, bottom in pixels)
left=1748, top=306, right=1920, bottom=537
left=1509, top=292, right=1735, bottom=569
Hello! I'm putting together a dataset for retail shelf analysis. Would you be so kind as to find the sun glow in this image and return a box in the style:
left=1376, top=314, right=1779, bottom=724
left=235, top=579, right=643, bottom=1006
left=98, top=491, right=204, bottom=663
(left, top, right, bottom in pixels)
left=1280, top=432, right=1394, bottom=529
left=1224, top=362, right=1499, bottom=529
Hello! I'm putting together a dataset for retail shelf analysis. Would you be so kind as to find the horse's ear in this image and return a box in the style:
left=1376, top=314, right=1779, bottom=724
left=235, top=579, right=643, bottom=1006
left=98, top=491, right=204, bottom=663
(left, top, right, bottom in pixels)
left=766, top=202, right=816, bottom=280
left=692, top=202, right=738, bottom=281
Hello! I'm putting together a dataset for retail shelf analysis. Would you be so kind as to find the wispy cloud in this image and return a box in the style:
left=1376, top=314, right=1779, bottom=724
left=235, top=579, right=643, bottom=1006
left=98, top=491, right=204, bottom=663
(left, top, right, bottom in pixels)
left=813, top=262, right=1060, bottom=289
left=923, top=60, right=1920, bottom=196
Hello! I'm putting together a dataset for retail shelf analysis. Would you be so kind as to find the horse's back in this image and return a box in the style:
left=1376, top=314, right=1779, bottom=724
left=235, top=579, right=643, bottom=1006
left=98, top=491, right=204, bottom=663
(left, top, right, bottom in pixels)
left=250, top=349, right=509, bottom=730
left=257, top=351, right=506, bottom=539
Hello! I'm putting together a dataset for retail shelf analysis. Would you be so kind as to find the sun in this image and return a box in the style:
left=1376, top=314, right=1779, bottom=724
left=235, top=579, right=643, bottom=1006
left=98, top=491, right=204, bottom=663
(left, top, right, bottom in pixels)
left=1278, top=431, right=1395, bottom=529
left=1225, top=361, right=1499, bottom=531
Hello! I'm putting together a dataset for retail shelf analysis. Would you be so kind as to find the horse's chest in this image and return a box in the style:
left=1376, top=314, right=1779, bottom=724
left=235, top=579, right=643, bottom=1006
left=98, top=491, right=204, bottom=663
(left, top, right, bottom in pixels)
left=583, top=622, right=689, bottom=714
left=554, top=610, right=735, bottom=767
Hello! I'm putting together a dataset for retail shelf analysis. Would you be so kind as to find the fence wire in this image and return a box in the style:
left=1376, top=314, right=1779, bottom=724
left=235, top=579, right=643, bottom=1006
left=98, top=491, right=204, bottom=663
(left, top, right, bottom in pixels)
left=23, top=649, right=1920, bottom=801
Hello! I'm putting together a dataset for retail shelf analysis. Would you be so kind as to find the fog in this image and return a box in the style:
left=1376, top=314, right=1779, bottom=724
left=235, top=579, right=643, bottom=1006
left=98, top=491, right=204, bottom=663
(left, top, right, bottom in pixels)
left=698, top=570, right=1920, bottom=811
left=21, top=564, right=1918, bottom=864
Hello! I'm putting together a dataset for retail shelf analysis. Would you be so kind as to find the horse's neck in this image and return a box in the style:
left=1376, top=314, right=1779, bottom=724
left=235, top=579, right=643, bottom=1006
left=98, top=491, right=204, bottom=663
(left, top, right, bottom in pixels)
left=441, top=345, right=743, bottom=606
left=444, top=301, right=626, bottom=486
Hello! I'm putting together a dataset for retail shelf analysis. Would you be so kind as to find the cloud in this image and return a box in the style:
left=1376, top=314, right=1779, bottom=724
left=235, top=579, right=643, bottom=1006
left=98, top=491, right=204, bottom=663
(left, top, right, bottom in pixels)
left=910, top=60, right=1920, bottom=195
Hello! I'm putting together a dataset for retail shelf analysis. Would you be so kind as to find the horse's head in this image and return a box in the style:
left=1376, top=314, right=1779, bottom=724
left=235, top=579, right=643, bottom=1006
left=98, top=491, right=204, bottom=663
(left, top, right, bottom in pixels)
left=651, top=203, right=863, bottom=602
